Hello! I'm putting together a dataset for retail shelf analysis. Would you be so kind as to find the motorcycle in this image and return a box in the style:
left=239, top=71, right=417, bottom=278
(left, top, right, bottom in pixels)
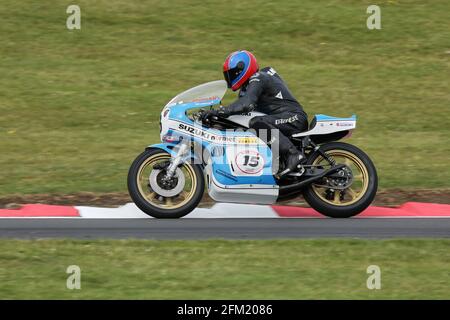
left=127, top=80, right=378, bottom=218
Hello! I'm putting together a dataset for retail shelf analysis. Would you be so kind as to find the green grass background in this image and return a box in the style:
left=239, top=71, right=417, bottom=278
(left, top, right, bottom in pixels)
left=1, top=0, right=449, bottom=195
left=0, top=239, right=448, bottom=299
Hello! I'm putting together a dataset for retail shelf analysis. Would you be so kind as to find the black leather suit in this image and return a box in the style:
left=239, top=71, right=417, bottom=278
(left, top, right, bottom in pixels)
left=222, top=66, right=308, bottom=157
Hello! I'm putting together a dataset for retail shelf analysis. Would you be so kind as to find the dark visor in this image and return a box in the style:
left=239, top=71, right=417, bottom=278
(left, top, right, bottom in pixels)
left=223, top=64, right=244, bottom=88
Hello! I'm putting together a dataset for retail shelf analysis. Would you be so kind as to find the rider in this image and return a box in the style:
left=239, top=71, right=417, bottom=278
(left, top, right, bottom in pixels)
left=202, top=50, right=308, bottom=176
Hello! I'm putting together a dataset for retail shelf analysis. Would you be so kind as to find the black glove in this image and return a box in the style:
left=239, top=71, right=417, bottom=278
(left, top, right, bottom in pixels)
left=199, top=107, right=228, bottom=123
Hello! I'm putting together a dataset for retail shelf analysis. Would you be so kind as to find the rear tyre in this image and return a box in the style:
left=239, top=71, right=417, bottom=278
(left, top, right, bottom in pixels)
left=127, top=148, right=205, bottom=218
left=303, top=142, right=377, bottom=218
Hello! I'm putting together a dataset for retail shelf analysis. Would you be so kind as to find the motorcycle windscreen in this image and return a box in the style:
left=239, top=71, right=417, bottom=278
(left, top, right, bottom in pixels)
left=165, top=80, right=227, bottom=108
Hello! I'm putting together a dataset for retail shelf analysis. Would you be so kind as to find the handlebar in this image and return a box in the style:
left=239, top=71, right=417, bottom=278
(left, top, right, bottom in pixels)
left=194, top=109, right=222, bottom=125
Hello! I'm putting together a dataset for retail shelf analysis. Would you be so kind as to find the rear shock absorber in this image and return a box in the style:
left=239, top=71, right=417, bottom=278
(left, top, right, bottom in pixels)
left=309, top=140, right=336, bottom=166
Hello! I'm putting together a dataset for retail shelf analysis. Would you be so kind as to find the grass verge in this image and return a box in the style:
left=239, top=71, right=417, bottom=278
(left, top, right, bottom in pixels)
left=0, top=239, right=448, bottom=299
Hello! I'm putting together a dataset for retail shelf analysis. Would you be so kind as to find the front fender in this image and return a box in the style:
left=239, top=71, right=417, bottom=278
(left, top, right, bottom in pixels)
left=146, top=143, right=200, bottom=163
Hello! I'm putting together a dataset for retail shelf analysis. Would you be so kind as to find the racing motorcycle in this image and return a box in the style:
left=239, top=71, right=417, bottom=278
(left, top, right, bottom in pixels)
left=127, top=80, right=378, bottom=218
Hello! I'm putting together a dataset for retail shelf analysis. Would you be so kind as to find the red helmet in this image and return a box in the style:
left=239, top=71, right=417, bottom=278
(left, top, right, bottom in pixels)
left=223, top=50, right=259, bottom=91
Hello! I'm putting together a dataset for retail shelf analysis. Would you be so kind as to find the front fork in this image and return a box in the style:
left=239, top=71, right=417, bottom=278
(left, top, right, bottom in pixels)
left=164, top=140, right=190, bottom=179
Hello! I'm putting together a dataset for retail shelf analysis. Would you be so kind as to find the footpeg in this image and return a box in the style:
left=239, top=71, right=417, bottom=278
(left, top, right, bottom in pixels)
left=287, top=166, right=306, bottom=177
left=276, top=165, right=305, bottom=178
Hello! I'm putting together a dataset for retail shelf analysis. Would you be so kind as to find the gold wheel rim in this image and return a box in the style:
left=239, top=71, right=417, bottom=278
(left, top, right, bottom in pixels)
left=136, top=154, right=197, bottom=210
left=311, top=150, right=369, bottom=206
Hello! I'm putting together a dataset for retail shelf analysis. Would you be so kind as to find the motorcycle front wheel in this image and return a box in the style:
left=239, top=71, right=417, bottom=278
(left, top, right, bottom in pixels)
left=127, top=148, right=205, bottom=218
left=303, top=142, right=378, bottom=218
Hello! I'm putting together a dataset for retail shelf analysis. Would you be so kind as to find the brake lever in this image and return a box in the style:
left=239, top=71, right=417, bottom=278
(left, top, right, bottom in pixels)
left=194, top=110, right=205, bottom=121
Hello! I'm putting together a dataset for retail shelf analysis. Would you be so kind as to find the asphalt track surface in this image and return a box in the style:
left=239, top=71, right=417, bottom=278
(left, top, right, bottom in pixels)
left=0, top=218, right=449, bottom=239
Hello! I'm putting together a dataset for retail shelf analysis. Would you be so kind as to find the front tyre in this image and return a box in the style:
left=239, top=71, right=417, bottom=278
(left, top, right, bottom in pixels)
left=127, top=148, right=204, bottom=218
left=303, top=142, right=378, bottom=218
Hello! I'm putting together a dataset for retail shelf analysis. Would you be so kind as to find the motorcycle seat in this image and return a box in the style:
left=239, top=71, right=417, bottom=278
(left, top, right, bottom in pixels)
left=308, top=116, right=317, bottom=130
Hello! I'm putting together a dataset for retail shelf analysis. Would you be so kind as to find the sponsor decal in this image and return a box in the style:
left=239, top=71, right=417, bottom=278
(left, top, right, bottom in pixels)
left=177, top=123, right=236, bottom=143
left=336, top=122, right=353, bottom=127
left=236, top=137, right=259, bottom=144
left=275, top=114, right=298, bottom=125
left=191, top=96, right=220, bottom=103
left=174, top=122, right=265, bottom=146
left=267, top=68, right=277, bottom=76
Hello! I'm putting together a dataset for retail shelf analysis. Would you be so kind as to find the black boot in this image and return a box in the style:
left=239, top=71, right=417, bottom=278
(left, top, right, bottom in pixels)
left=278, top=147, right=304, bottom=177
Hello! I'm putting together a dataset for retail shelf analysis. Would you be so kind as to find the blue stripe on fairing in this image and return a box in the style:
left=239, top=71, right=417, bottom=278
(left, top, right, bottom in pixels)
left=315, top=114, right=357, bottom=121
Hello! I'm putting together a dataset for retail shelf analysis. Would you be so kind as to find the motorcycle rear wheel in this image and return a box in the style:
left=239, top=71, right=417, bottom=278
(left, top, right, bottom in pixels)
left=303, top=142, right=378, bottom=218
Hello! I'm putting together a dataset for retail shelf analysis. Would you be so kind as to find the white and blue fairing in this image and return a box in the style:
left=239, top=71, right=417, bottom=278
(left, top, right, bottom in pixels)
left=154, top=80, right=277, bottom=191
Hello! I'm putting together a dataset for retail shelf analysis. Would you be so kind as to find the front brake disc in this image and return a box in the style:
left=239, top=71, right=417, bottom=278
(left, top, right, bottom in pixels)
left=149, top=168, right=185, bottom=197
